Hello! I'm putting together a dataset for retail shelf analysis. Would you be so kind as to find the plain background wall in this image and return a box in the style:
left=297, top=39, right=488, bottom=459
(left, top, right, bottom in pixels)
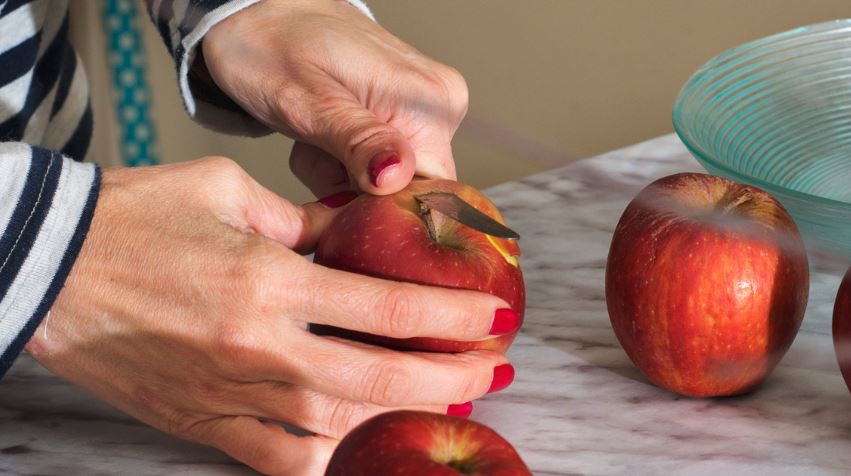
left=75, top=1, right=851, bottom=204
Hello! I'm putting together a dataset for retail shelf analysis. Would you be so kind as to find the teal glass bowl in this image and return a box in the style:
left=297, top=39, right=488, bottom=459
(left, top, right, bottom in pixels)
left=673, top=19, right=851, bottom=259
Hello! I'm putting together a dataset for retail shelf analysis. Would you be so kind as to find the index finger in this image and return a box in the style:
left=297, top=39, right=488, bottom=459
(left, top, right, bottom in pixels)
left=240, top=181, right=346, bottom=255
left=288, top=262, right=520, bottom=342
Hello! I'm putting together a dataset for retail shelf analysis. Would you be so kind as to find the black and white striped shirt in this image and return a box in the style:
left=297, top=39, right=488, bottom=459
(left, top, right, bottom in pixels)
left=0, top=0, right=373, bottom=378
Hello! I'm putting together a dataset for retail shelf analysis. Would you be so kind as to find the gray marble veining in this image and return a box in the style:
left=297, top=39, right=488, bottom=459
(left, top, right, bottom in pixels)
left=2, top=134, right=849, bottom=475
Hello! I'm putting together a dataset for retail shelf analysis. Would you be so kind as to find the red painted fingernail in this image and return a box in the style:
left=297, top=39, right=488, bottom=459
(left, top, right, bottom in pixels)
left=318, top=190, right=357, bottom=208
left=489, top=308, right=520, bottom=335
left=369, top=152, right=401, bottom=187
left=488, top=364, right=515, bottom=393
left=446, top=402, right=473, bottom=418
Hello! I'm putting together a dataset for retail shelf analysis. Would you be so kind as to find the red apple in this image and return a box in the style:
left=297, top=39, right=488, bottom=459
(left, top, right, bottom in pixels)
left=325, top=410, right=532, bottom=476
left=605, top=172, right=809, bottom=397
left=833, top=267, right=851, bottom=393
left=313, top=178, right=525, bottom=353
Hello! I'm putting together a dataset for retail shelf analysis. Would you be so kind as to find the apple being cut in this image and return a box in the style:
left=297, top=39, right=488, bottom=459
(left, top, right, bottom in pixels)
left=833, top=267, right=851, bottom=393
left=325, top=410, right=532, bottom=476
left=313, top=178, right=525, bottom=353
left=606, top=173, right=809, bottom=397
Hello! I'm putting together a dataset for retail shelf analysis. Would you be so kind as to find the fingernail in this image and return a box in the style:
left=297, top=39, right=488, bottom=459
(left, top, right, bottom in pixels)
left=488, top=364, right=515, bottom=393
left=318, top=190, right=358, bottom=208
left=446, top=402, right=473, bottom=418
left=489, top=308, right=520, bottom=336
left=369, top=151, right=401, bottom=188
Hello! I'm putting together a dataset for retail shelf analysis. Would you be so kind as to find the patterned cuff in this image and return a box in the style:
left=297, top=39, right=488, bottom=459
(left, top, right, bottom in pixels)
left=0, top=144, right=100, bottom=378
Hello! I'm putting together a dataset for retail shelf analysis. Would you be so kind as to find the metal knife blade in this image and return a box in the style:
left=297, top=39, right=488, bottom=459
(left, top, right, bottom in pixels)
left=415, top=192, right=520, bottom=240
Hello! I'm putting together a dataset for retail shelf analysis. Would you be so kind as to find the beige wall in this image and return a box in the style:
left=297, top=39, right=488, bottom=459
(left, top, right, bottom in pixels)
left=78, top=1, right=851, bottom=204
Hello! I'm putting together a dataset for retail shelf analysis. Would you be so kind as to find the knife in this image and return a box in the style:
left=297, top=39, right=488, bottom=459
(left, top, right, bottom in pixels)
left=415, top=192, right=520, bottom=240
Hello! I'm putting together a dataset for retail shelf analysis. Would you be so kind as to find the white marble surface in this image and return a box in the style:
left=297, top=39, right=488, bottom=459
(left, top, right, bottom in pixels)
left=2, top=134, right=850, bottom=475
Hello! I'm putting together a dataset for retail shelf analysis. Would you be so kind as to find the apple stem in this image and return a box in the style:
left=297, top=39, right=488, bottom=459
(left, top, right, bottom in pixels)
left=419, top=200, right=440, bottom=242
left=721, top=188, right=754, bottom=212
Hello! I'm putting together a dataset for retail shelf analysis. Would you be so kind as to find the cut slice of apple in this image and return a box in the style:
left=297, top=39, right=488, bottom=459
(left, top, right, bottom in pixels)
left=486, top=234, right=519, bottom=267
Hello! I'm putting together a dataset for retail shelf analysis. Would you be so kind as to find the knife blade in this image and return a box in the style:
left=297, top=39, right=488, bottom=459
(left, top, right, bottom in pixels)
left=415, top=192, right=520, bottom=240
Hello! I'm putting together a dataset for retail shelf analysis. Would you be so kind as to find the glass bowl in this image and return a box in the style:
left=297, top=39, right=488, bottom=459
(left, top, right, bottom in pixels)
left=673, top=19, right=851, bottom=260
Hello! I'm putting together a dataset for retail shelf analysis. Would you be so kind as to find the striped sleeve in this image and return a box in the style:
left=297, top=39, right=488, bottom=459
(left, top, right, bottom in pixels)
left=0, top=0, right=93, bottom=162
left=144, top=0, right=375, bottom=136
left=0, top=143, right=99, bottom=378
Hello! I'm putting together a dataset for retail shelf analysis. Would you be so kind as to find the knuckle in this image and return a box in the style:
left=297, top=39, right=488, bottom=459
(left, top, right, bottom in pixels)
left=311, top=96, right=374, bottom=154
left=163, top=413, right=204, bottom=441
left=194, top=156, right=248, bottom=202
left=132, top=387, right=205, bottom=442
left=325, top=399, right=367, bottom=438
left=200, top=155, right=244, bottom=179
left=344, top=121, right=395, bottom=159
left=361, top=359, right=414, bottom=405
left=438, top=65, right=469, bottom=111
left=377, top=285, right=421, bottom=338
left=311, top=96, right=397, bottom=161
left=419, top=64, right=469, bottom=118
left=213, top=324, right=261, bottom=365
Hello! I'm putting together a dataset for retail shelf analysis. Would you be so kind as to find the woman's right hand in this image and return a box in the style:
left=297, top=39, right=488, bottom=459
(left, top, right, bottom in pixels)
left=25, top=157, right=514, bottom=475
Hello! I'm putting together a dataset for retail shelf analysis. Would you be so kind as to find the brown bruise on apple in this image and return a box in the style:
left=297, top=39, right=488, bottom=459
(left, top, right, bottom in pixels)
left=606, top=173, right=809, bottom=397
left=313, top=178, right=525, bottom=353
left=833, top=267, right=851, bottom=394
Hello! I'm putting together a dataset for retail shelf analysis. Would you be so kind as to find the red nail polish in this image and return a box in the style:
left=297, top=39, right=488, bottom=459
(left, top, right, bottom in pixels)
left=489, top=308, right=520, bottom=335
left=318, top=190, right=357, bottom=208
left=488, top=364, right=515, bottom=393
left=446, top=402, right=473, bottom=418
left=369, top=152, right=401, bottom=187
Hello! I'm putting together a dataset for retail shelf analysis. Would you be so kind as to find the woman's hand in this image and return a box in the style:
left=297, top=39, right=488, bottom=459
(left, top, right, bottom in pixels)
left=26, top=158, right=513, bottom=475
left=202, top=0, right=469, bottom=198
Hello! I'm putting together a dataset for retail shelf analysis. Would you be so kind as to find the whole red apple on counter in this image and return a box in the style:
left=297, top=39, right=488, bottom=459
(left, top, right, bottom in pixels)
left=833, top=267, right=851, bottom=393
left=313, top=178, right=525, bottom=353
left=605, top=173, right=809, bottom=397
left=325, top=410, right=532, bottom=476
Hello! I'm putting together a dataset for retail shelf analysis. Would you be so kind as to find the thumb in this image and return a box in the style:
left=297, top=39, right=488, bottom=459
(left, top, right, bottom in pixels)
left=310, top=97, right=416, bottom=195
left=242, top=180, right=352, bottom=254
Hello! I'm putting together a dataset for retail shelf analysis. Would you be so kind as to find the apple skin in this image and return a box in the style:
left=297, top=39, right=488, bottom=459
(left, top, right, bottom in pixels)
left=325, top=410, right=532, bottom=476
left=605, top=173, right=809, bottom=397
left=313, top=179, right=525, bottom=353
left=833, top=267, right=851, bottom=393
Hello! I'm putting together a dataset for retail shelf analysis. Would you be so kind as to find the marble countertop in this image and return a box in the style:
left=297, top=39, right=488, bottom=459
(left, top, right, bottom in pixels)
left=2, top=134, right=850, bottom=475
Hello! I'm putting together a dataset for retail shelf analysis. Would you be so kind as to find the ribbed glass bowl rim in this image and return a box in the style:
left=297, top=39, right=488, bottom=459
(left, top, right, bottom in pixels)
left=672, top=18, right=851, bottom=210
